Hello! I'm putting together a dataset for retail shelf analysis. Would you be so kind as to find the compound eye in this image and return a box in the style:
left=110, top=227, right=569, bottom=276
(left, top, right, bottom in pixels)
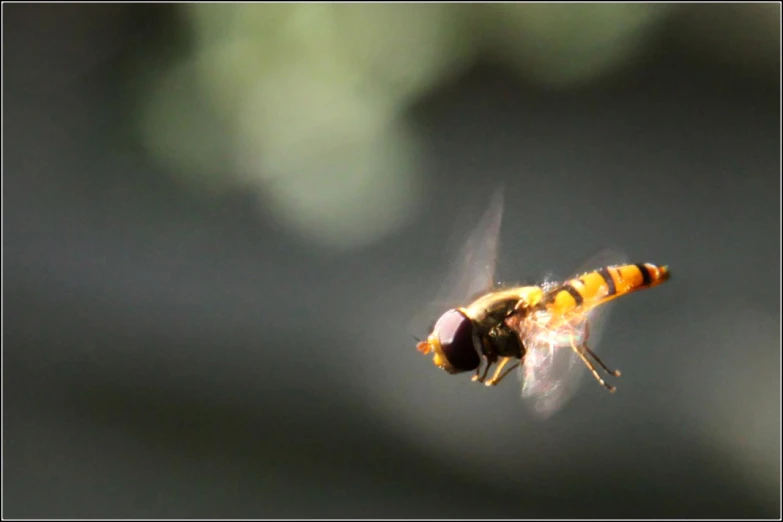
left=434, top=309, right=480, bottom=373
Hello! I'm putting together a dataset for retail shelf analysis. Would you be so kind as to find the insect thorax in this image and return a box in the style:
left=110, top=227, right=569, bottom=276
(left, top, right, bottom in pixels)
left=464, top=286, right=540, bottom=362
left=483, top=323, right=525, bottom=361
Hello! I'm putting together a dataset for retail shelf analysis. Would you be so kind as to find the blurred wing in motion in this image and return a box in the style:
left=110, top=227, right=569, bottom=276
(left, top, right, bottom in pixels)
left=512, top=248, right=630, bottom=418
left=408, top=187, right=505, bottom=337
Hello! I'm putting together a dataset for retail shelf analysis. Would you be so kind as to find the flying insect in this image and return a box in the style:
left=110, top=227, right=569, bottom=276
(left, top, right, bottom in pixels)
left=414, top=188, right=670, bottom=416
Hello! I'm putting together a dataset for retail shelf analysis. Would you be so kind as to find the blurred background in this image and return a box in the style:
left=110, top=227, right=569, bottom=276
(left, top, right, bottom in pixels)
left=3, top=3, right=780, bottom=518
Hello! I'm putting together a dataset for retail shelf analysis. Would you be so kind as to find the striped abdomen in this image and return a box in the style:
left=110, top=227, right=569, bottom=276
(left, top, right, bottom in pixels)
left=539, top=263, right=670, bottom=317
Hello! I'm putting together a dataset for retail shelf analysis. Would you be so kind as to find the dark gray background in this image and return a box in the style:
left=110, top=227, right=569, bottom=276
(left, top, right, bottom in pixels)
left=4, top=4, right=780, bottom=519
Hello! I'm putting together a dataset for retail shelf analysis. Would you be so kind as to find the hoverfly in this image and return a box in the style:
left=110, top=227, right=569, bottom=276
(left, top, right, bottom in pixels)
left=414, top=188, right=670, bottom=417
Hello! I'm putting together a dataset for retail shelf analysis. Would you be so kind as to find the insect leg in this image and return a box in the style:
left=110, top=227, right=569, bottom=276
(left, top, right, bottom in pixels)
left=581, top=321, right=621, bottom=377
left=485, top=357, right=515, bottom=387
left=485, top=358, right=520, bottom=387
left=582, top=343, right=621, bottom=377
left=472, top=359, right=492, bottom=383
left=569, top=335, right=616, bottom=393
left=484, top=357, right=509, bottom=386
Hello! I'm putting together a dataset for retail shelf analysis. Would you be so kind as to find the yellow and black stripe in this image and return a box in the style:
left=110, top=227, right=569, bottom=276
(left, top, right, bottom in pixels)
left=538, top=263, right=670, bottom=317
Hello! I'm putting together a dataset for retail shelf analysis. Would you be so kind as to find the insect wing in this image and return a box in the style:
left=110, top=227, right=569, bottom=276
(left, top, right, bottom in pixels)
left=514, top=248, right=630, bottom=418
left=515, top=305, right=604, bottom=418
left=408, top=187, right=505, bottom=337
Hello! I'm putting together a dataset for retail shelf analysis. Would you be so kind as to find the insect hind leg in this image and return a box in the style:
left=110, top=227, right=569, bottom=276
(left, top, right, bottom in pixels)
left=582, top=343, right=621, bottom=378
left=569, top=335, right=616, bottom=393
left=581, top=320, right=621, bottom=377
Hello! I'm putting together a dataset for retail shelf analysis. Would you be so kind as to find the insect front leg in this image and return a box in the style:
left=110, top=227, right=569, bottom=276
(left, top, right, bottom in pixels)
left=472, top=358, right=492, bottom=383
left=472, top=336, right=496, bottom=384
